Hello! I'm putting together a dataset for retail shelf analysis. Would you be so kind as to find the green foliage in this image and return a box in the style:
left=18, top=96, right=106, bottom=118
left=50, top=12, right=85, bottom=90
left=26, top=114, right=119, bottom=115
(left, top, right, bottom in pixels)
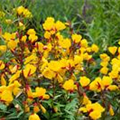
left=0, top=0, right=120, bottom=120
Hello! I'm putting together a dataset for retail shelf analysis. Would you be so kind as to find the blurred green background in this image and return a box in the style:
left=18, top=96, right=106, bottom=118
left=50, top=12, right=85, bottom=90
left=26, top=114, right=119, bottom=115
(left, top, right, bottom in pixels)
left=0, top=0, right=120, bottom=51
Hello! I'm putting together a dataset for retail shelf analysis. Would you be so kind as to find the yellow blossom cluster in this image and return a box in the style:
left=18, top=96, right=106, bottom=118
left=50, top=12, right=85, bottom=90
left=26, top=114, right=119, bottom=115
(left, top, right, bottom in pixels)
left=0, top=6, right=120, bottom=120
left=17, top=6, right=32, bottom=18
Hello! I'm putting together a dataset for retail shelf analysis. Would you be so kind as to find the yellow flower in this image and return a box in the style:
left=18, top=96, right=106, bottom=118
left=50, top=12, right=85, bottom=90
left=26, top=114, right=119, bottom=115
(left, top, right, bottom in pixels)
left=39, top=104, right=46, bottom=113
left=35, top=42, right=44, bottom=52
left=82, top=93, right=91, bottom=105
left=13, top=81, right=21, bottom=87
left=23, top=9, right=32, bottom=18
left=34, top=87, right=49, bottom=99
left=48, top=61, right=61, bottom=72
left=59, top=38, right=71, bottom=49
left=43, top=17, right=55, bottom=31
left=55, top=21, right=66, bottom=31
left=26, top=86, right=33, bottom=98
left=2, top=32, right=11, bottom=41
left=117, top=54, right=120, bottom=59
left=108, top=46, right=117, bottom=55
left=79, top=76, right=90, bottom=87
left=24, top=54, right=38, bottom=65
left=9, top=65, right=19, bottom=74
left=86, top=102, right=105, bottom=112
left=91, top=44, right=99, bottom=53
left=33, top=103, right=40, bottom=113
left=111, top=58, right=119, bottom=65
left=1, top=90, right=13, bottom=103
left=100, top=53, right=110, bottom=62
left=79, top=107, right=87, bottom=113
left=13, top=87, right=21, bottom=96
left=89, top=110, right=101, bottom=120
left=0, top=86, right=6, bottom=93
left=7, top=81, right=21, bottom=96
left=100, top=61, right=108, bottom=67
left=44, top=31, right=51, bottom=39
left=80, top=102, right=105, bottom=120
left=56, top=74, right=63, bottom=83
left=86, top=47, right=92, bottom=52
left=74, top=55, right=83, bottom=65
left=100, top=67, right=108, bottom=74
left=63, top=79, right=75, bottom=91
left=109, top=70, right=119, bottom=79
left=17, top=6, right=32, bottom=18
left=89, top=77, right=103, bottom=92
left=29, top=34, right=38, bottom=43
left=27, top=29, right=36, bottom=35
left=80, top=39, right=88, bottom=48
left=118, top=47, right=120, bottom=54
left=1, top=74, right=6, bottom=86
left=11, top=33, right=16, bottom=39
left=102, top=76, right=112, bottom=88
left=29, top=113, right=40, bottom=120
left=7, top=40, right=18, bottom=50
left=107, top=85, right=118, bottom=91
left=55, top=32, right=63, bottom=40
left=42, top=68, right=56, bottom=79
left=23, top=64, right=36, bottom=78
left=72, top=33, right=82, bottom=43
left=21, top=35, right=27, bottom=42
left=109, top=105, right=114, bottom=116
left=0, top=60, right=5, bottom=70
left=17, top=6, right=25, bottom=15
left=19, top=22, right=25, bottom=30
left=0, top=45, right=7, bottom=53
left=19, top=21, right=24, bottom=27
left=9, top=70, right=21, bottom=83
left=83, top=53, right=92, bottom=61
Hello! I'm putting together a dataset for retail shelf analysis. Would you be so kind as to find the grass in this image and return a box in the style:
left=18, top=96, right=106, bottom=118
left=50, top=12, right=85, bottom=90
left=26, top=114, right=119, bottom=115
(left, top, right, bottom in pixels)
left=1, top=0, right=120, bottom=51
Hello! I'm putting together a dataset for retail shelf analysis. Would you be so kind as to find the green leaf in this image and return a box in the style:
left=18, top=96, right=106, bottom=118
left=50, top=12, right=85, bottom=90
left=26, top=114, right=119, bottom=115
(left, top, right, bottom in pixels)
left=0, top=102, right=7, bottom=111
left=65, top=99, right=77, bottom=111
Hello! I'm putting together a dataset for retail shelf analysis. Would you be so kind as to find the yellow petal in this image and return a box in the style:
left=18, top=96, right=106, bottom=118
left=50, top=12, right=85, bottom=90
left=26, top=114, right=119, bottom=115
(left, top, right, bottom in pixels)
left=109, top=105, right=114, bottom=116
left=79, top=76, right=90, bottom=87
left=23, top=64, right=36, bottom=78
left=29, top=113, right=40, bottom=120
left=1, top=74, right=6, bottom=86
left=39, top=104, right=46, bottom=113
left=7, top=40, right=18, bottom=50
left=79, top=107, right=87, bottom=113
left=89, top=110, right=101, bottom=120
left=0, top=45, right=7, bottom=53
left=48, top=61, right=61, bottom=72
left=72, top=33, right=82, bottom=43
left=42, top=68, right=56, bottom=79
left=63, top=79, right=74, bottom=91
left=55, top=21, right=66, bottom=31
left=9, top=70, right=21, bottom=83
left=34, top=104, right=40, bottom=113
left=108, top=46, right=117, bottom=55
left=102, top=76, right=112, bottom=87
left=0, top=60, right=5, bottom=70
left=107, top=85, right=118, bottom=91
left=1, top=90, right=13, bottom=103
left=17, top=6, right=25, bottom=15
left=59, top=38, right=71, bottom=49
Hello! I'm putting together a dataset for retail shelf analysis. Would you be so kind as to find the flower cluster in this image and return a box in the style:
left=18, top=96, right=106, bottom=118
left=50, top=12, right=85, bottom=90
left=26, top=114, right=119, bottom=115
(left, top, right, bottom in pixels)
left=0, top=6, right=120, bottom=120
